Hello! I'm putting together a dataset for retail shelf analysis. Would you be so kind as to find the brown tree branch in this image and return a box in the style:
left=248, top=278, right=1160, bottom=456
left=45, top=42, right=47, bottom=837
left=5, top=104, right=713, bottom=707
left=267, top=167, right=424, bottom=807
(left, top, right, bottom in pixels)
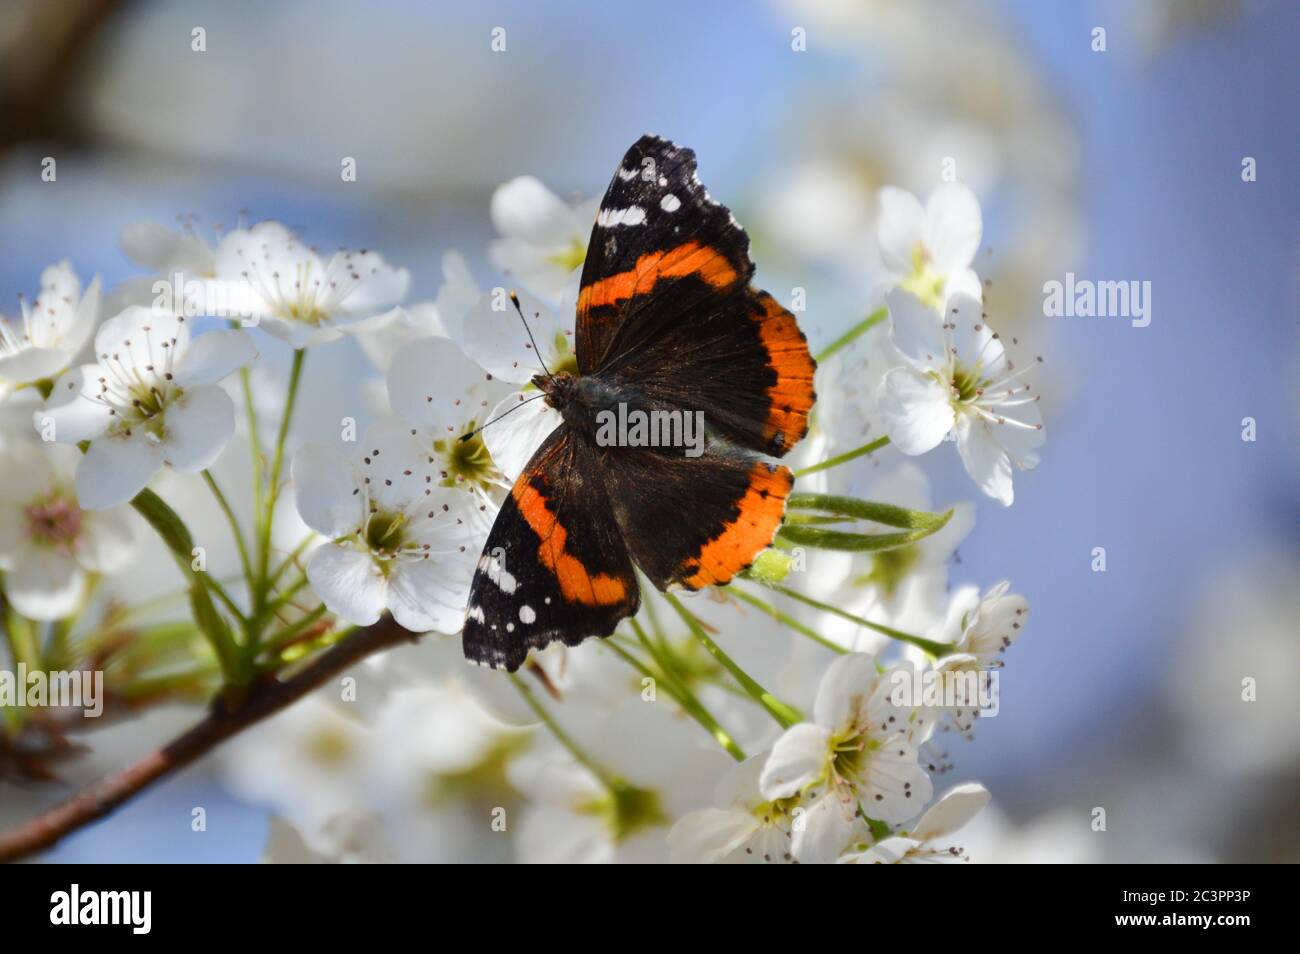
left=0, top=616, right=416, bottom=863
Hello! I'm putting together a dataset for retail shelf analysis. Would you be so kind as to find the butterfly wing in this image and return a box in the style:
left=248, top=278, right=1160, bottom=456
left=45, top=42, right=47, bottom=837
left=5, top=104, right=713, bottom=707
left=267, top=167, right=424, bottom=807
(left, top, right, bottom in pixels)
left=577, top=135, right=815, bottom=457
left=462, top=426, right=640, bottom=671
left=597, top=442, right=794, bottom=591
left=575, top=134, right=754, bottom=374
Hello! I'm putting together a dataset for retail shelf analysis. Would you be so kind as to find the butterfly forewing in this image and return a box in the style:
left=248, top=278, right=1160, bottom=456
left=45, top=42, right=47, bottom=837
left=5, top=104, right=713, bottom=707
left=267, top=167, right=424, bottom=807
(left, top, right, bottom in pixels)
left=462, top=428, right=639, bottom=671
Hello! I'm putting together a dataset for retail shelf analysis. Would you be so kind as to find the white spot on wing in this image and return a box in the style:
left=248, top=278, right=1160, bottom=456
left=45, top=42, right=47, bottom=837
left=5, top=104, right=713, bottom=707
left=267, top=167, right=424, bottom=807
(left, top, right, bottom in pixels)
left=519, top=605, right=536, bottom=624
left=479, top=554, right=517, bottom=594
left=597, top=206, right=646, bottom=227
left=660, top=193, right=681, bottom=212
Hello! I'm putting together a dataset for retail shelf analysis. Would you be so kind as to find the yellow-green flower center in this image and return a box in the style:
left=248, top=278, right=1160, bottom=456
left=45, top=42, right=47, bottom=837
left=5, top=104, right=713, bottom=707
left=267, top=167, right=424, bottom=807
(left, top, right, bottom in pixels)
left=546, top=238, right=588, bottom=273
left=856, top=543, right=922, bottom=599
left=425, top=732, right=529, bottom=805
left=901, top=242, right=946, bottom=310
left=950, top=363, right=982, bottom=403
left=364, top=508, right=409, bottom=557
left=576, top=782, right=667, bottom=843
left=432, top=424, right=498, bottom=491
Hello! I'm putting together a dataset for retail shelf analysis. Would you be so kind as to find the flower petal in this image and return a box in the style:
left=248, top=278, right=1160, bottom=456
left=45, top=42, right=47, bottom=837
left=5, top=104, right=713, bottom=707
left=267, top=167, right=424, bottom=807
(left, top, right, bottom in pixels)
left=911, top=782, right=990, bottom=842
left=760, top=723, right=831, bottom=800
left=461, top=288, right=562, bottom=385
left=860, top=738, right=933, bottom=825
left=886, top=287, right=947, bottom=367
left=306, top=544, right=387, bottom=627
left=38, top=364, right=114, bottom=443
left=355, top=418, right=429, bottom=511
left=61, top=274, right=102, bottom=358
left=481, top=390, right=562, bottom=483
left=490, top=176, right=581, bottom=247
left=954, top=413, right=1014, bottom=505
left=0, top=347, right=70, bottom=384
left=332, top=250, right=410, bottom=312
left=924, top=183, right=982, bottom=275
left=945, top=293, right=997, bottom=366
left=120, top=221, right=214, bottom=275
left=387, top=557, right=473, bottom=634
left=386, top=336, right=504, bottom=431
left=813, top=652, right=879, bottom=730
left=78, top=506, right=139, bottom=573
left=876, top=186, right=926, bottom=274
left=6, top=545, right=84, bottom=620
left=291, top=442, right=361, bottom=538
left=93, top=306, right=190, bottom=372
left=173, top=329, right=257, bottom=387
left=790, top=791, right=858, bottom=864
left=878, top=366, right=954, bottom=455
left=432, top=250, right=481, bottom=343
left=76, top=431, right=163, bottom=510
left=161, top=385, right=235, bottom=473
left=667, top=809, right=760, bottom=864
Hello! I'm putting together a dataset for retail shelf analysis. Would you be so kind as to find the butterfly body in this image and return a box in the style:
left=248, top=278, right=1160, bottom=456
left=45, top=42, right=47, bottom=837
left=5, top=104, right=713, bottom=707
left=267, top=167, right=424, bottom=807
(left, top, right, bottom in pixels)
left=462, top=135, right=816, bottom=671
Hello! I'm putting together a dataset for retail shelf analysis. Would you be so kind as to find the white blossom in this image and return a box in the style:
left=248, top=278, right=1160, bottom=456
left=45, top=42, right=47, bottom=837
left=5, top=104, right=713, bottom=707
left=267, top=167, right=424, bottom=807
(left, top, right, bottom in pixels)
left=878, top=288, right=1044, bottom=505
left=40, top=307, right=256, bottom=510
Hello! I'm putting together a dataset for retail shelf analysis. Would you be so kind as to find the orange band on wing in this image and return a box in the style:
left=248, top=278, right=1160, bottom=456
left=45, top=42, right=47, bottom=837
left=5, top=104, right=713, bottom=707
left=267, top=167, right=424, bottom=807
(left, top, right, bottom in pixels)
left=681, top=463, right=793, bottom=589
left=752, top=292, right=816, bottom=453
left=513, top=480, right=629, bottom=606
left=578, top=240, right=740, bottom=315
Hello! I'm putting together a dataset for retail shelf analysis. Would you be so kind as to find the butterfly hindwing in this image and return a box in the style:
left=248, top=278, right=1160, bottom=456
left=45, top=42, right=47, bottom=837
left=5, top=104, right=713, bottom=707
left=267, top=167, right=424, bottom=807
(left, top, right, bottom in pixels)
left=576, top=134, right=755, bottom=374
left=599, top=442, right=794, bottom=591
left=462, top=427, right=640, bottom=671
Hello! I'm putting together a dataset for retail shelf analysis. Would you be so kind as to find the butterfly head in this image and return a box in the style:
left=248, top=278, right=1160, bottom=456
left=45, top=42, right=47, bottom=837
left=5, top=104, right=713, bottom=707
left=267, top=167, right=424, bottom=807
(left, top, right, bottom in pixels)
left=534, top=370, right=578, bottom=411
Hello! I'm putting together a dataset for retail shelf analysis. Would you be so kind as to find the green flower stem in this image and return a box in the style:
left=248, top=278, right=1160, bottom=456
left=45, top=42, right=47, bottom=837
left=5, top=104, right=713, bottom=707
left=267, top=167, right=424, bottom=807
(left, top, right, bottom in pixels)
left=510, top=673, right=623, bottom=791
left=606, top=637, right=746, bottom=761
left=731, top=585, right=847, bottom=655
left=235, top=339, right=265, bottom=523
left=663, top=591, right=802, bottom=728
left=117, top=665, right=220, bottom=705
left=793, top=436, right=890, bottom=479
left=765, top=583, right=955, bottom=658
left=253, top=348, right=306, bottom=641
left=258, top=603, right=329, bottom=658
left=816, top=306, right=888, bottom=363
left=265, top=575, right=311, bottom=617
left=201, top=470, right=254, bottom=592
left=273, top=624, right=356, bottom=665
left=266, top=534, right=316, bottom=591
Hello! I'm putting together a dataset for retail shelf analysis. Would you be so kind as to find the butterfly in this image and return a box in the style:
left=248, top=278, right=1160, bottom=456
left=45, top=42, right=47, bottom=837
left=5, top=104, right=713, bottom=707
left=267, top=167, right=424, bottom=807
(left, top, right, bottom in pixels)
left=462, top=135, right=816, bottom=671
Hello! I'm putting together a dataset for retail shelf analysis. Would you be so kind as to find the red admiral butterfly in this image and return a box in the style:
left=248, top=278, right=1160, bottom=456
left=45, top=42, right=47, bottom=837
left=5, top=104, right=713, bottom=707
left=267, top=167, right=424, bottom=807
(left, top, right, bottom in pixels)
left=463, top=135, right=816, bottom=670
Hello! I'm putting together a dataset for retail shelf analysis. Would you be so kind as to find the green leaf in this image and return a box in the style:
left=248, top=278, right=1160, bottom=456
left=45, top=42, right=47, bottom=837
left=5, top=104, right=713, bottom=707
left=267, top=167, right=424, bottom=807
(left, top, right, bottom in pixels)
left=787, top=493, right=953, bottom=532
left=777, top=521, right=950, bottom=552
left=131, top=488, right=241, bottom=684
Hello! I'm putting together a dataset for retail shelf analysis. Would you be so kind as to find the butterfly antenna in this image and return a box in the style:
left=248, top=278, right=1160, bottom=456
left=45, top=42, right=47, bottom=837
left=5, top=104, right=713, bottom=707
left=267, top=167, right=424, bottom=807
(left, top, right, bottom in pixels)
left=459, top=392, right=549, bottom=443
left=511, top=291, right=556, bottom=383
